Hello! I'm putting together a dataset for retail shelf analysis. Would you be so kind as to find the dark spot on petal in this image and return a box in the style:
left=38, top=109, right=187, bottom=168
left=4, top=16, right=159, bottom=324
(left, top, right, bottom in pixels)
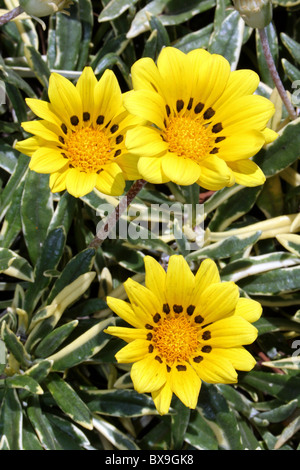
left=193, top=355, right=203, bottom=363
left=176, top=99, right=184, bottom=113
left=212, top=122, right=223, bottom=133
left=61, top=123, right=67, bottom=135
left=83, top=112, right=90, bottom=122
left=187, top=305, right=195, bottom=316
left=58, top=136, right=65, bottom=144
left=110, top=124, right=119, bottom=134
left=155, top=355, right=163, bottom=363
left=187, top=98, right=193, bottom=110
left=202, top=345, right=212, bottom=353
left=149, top=344, right=154, bottom=353
left=194, top=315, right=204, bottom=324
left=146, top=332, right=153, bottom=341
left=105, top=120, right=111, bottom=128
left=215, top=136, right=226, bottom=143
left=166, top=365, right=171, bottom=373
left=176, top=364, right=187, bottom=371
left=114, top=149, right=121, bottom=157
left=153, top=313, right=161, bottom=323
left=97, top=115, right=104, bottom=125
left=145, top=324, right=154, bottom=330
left=209, top=147, right=219, bottom=154
left=164, top=118, right=167, bottom=128
left=61, top=152, right=67, bottom=159
left=163, top=303, right=170, bottom=314
left=202, top=330, right=211, bottom=340
left=203, top=107, right=215, bottom=120
left=96, top=169, right=103, bottom=174
left=173, top=304, right=183, bottom=314
left=70, top=115, right=79, bottom=126
left=194, top=102, right=204, bottom=114
left=150, top=82, right=158, bottom=92
left=165, top=104, right=171, bottom=117
left=116, top=135, right=124, bottom=144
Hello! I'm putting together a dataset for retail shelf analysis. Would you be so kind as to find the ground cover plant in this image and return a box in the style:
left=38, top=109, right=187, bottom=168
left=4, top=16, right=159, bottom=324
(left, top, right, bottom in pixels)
left=1, top=0, right=300, bottom=451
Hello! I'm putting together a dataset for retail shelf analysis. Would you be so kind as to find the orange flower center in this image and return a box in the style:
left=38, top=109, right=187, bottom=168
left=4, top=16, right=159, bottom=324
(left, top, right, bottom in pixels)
left=66, top=127, right=112, bottom=172
left=153, top=316, right=198, bottom=364
left=164, top=117, right=211, bottom=162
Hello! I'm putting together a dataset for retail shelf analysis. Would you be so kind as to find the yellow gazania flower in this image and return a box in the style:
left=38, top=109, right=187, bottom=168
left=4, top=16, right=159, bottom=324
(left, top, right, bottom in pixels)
left=105, top=255, right=261, bottom=415
left=123, top=47, right=278, bottom=190
left=15, top=67, right=143, bottom=198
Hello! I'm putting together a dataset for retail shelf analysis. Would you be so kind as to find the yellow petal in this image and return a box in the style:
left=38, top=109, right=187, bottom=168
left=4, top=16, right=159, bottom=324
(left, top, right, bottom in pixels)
left=131, top=354, right=167, bottom=393
left=194, top=258, right=220, bottom=294
left=125, top=126, right=168, bottom=158
left=15, top=136, right=41, bottom=157
left=106, top=296, right=145, bottom=329
left=137, top=156, right=169, bottom=184
left=213, top=69, right=260, bottom=109
left=161, top=153, right=201, bottom=185
left=204, top=316, right=258, bottom=348
left=144, top=256, right=167, bottom=305
left=95, top=162, right=125, bottom=196
left=192, top=353, right=238, bottom=384
left=22, top=120, right=61, bottom=143
left=48, top=72, right=83, bottom=128
left=76, top=66, right=97, bottom=120
left=29, top=147, right=68, bottom=173
left=93, top=69, right=122, bottom=128
left=131, top=56, right=166, bottom=96
left=169, top=362, right=201, bottom=409
left=104, top=326, right=146, bottom=343
left=115, top=339, right=150, bottom=363
left=213, top=347, right=256, bottom=371
left=165, top=255, right=195, bottom=308
left=124, top=278, right=162, bottom=322
left=198, top=281, right=240, bottom=324
left=234, top=297, right=262, bottom=323
left=49, top=169, right=68, bottom=193
left=217, top=130, right=265, bottom=161
left=65, top=168, right=97, bottom=198
left=261, top=127, right=278, bottom=144
left=123, top=89, right=166, bottom=130
left=227, top=159, right=266, bottom=187
left=197, top=155, right=234, bottom=190
left=25, top=98, right=63, bottom=128
left=116, top=152, right=141, bottom=181
left=152, top=381, right=173, bottom=415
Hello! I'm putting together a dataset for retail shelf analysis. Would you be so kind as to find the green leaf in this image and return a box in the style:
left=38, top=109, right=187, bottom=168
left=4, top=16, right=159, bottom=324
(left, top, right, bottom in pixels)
left=185, top=408, right=218, bottom=450
left=23, top=227, right=66, bottom=316
left=198, top=383, right=243, bottom=450
left=281, top=32, right=300, bottom=65
left=47, top=317, right=115, bottom=371
left=98, top=0, right=139, bottom=22
left=25, top=46, right=51, bottom=88
left=276, top=234, right=300, bottom=256
left=238, top=264, right=300, bottom=295
left=53, top=9, right=82, bottom=70
left=35, top=320, right=79, bottom=357
left=0, top=248, right=34, bottom=282
left=186, top=231, right=261, bottom=261
left=174, top=24, right=213, bottom=53
left=86, top=389, right=158, bottom=417
left=0, top=339, right=5, bottom=375
left=1, top=322, right=31, bottom=367
left=171, top=398, right=190, bottom=449
left=26, top=396, right=62, bottom=450
left=21, top=171, right=53, bottom=266
left=46, top=373, right=93, bottom=430
left=208, top=10, right=244, bottom=69
left=92, top=415, right=140, bottom=450
left=0, top=179, right=25, bottom=249
left=4, top=375, right=43, bottom=395
left=254, top=117, right=300, bottom=177
left=240, top=371, right=300, bottom=404
left=281, top=58, right=300, bottom=84
left=0, top=152, right=28, bottom=222
left=220, top=251, right=300, bottom=282
left=46, top=413, right=92, bottom=450
left=208, top=186, right=262, bottom=232
left=77, top=0, right=94, bottom=70
left=0, top=388, right=23, bottom=450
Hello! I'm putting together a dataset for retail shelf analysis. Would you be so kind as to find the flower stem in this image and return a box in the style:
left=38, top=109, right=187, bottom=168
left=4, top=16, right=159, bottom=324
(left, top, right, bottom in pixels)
left=0, top=6, right=24, bottom=26
left=258, top=27, right=297, bottom=120
left=88, top=179, right=147, bottom=249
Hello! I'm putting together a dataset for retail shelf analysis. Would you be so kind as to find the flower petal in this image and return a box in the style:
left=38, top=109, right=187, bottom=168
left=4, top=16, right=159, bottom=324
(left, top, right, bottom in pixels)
left=49, top=169, right=67, bottom=193
left=193, top=258, right=220, bottom=295
left=65, top=168, right=97, bottom=198
left=76, top=66, right=97, bottom=120
left=227, top=159, right=266, bottom=187
left=125, top=126, right=168, bottom=158
left=48, top=72, right=83, bottom=128
left=217, top=130, right=265, bottom=161
left=192, top=352, right=238, bottom=384
left=93, top=69, right=122, bottom=128
left=165, top=255, right=195, bottom=308
left=106, top=296, right=146, bottom=329
left=123, top=89, right=166, bottom=130
left=104, top=326, right=147, bottom=343
left=203, top=316, right=258, bottom=348
left=152, top=381, right=173, bottom=415
left=197, top=281, right=240, bottom=324
left=213, top=347, right=256, bottom=371
left=115, top=339, right=150, bottom=363
left=95, top=162, right=125, bottom=196
left=197, top=155, right=234, bottom=190
left=235, top=297, right=262, bottom=323
left=161, top=153, right=201, bottom=185
left=144, top=256, right=167, bottom=305
left=29, top=147, right=68, bottom=173
left=15, top=136, right=41, bottom=157
left=138, top=156, right=169, bottom=184
left=131, top=354, right=167, bottom=393
left=124, top=278, right=162, bottom=323
left=169, top=362, right=201, bottom=409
